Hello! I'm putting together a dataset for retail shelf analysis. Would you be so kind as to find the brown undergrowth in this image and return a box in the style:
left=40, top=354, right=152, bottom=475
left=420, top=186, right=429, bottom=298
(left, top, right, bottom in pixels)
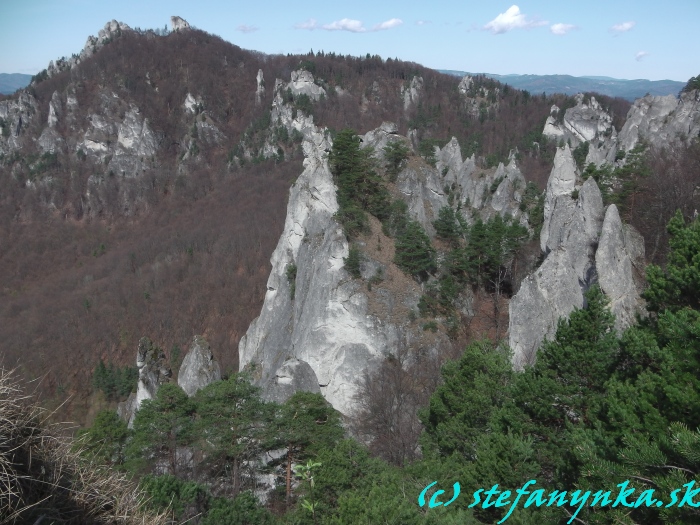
left=0, top=368, right=169, bottom=524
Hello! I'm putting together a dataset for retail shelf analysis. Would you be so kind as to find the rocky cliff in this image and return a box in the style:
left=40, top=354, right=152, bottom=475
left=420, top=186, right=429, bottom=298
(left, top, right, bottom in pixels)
left=543, top=89, right=700, bottom=169
left=178, top=335, right=221, bottom=396
left=509, top=145, right=645, bottom=368
left=239, top=71, right=530, bottom=415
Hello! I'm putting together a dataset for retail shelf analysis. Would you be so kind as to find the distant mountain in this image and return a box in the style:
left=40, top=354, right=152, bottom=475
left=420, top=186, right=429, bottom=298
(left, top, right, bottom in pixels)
left=439, top=71, right=685, bottom=101
left=0, top=73, right=32, bottom=94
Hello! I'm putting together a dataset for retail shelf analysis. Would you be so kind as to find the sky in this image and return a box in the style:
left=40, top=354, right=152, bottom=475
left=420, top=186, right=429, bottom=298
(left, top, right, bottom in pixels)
left=0, top=0, right=697, bottom=82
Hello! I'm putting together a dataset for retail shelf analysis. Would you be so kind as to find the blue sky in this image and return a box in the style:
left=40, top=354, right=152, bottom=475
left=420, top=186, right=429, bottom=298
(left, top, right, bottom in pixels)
left=0, top=0, right=696, bottom=81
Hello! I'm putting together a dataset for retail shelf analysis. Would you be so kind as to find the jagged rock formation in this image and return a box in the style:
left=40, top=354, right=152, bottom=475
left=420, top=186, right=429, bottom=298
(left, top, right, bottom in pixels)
left=0, top=91, right=39, bottom=154
left=596, top=205, right=646, bottom=331
left=401, top=76, right=423, bottom=110
left=118, top=337, right=172, bottom=427
left=256, top=69, right=265, bottom=106
left=397, top=138, right=527, bottom=235
left=543, top=95, right=618, bottom=167
left=457, top=75, right=501, bottom=119
left=43, top=21, right=132, bottom=80
left=240, top=71, right=532, bottom=414
left=177, top=335, right=221, bottom=397
left=618, top=90, right=700, bottom=152
left=361, top=121, right=400, bottom=153
left=509, top=146, right=645, bottom=368
left=542, top=94, right=615, bottom=146
left=171, top=16, right=190, bottom=32
left=543, top=89, right=700, bottom=169
left=288, top=70, right=326, bottom=100
left=183, top=93, right=201, bottom=114
left=238, top=98, right=384, bottom=415
left=458, top=75, right=473, bottom=95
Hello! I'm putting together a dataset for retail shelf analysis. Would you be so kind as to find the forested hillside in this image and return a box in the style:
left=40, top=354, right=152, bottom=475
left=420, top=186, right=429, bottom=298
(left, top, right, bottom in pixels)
left=0, top=23, right=599, bottom=416
left=2, top=18, right=700, bottom=525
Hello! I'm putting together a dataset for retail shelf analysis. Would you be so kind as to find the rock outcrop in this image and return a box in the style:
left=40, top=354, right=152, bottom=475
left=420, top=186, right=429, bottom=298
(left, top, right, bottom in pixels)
left=618, top=90, right=700, bottom=152
left=543, top=94, right=615, bottom=146
left=44, top=21, right=132, bottom=80
left=117, top=337, right=172, bottom=427
left=262, top=358, right=321, bottom=404
left=78, top=96, right=158, bottom=177
left=126, top=337, right=171, bottom=426
left=0, top=91, right=39, bottom=154
left=171, top=16, right=190, bottom=32
left=396, top=138, right=526, bottom=235
left=596, top=205, right=646, bottom=331
left=178, top=335, right=221, bottom=397
left=401, top=76, right=423, bottom=110
left=288, top=70, right=326, bottom=101
left=509, top=146, right=645, bottom=368
left=238, top=104, right=385, bottom=416
left=256, top=69, right=265, bottom=106
left=241, top=74, right=527, bottom=414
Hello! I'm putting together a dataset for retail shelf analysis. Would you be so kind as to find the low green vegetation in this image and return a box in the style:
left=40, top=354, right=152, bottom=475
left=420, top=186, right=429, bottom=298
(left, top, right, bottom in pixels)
left=92, top=359, right=139, bottom=401
left=382, top=140, right=410, bottom=181
left=682, top=73, right=700, bottom=93
left=344, top=244, right=362, bottom=278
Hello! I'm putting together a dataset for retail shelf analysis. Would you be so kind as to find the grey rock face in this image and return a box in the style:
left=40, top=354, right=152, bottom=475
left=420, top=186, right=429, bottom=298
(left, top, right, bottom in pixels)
left=131, top=337, right=172, bottom=426
left=458, top=75, right=473, bottom=95
left=79, top=99, right=157, bottom=177
left=241, top=118, right=519, bottom=414
left=396, top=137, right=526, bottom=236
left=401, top=76, right=423, bottom=110
left=48, top=91, right=62, bottom=128
left=0, top=91, right=38, bottom=155
left=178, top=335, right=221, bottom=397
left=361, top=121, right=400, bottom=155
left=37, top=127, right=63, bottom=154
left=541, top=144, right=578, bottom=252
left=509, top=144, right=645, bottom=368
left=618, top=90, right=700, bottom=152
left=288, top=70, right=326, bottom=101
left=239, top=114, right=391, bottom=416
left=256, top=69, right=265, bottom=106
left=595, top=205, right=646, bottom=332
left=184, top=93, right=201, bottom=114
left=510, top=175, right=604, bottom=369
left=543, top=95, right=615, bottom=147
left=46, top=21, right=132, bottom=79
left=116, top=392, right=137, bottom=426
left=171, top=16, right=191, bottom=32
left=261, top=358, right=321, bottom=404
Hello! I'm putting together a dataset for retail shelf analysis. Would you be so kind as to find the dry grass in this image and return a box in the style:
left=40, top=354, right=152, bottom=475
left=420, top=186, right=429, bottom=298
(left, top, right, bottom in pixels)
left=0, top=368, right=169, bottom=525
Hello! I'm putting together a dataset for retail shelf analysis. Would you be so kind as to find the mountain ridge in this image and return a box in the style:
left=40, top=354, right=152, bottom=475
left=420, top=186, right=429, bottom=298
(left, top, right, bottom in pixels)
left=439, top=70, right=685, bottom=101
left=0, top=72, right=32, bottom=95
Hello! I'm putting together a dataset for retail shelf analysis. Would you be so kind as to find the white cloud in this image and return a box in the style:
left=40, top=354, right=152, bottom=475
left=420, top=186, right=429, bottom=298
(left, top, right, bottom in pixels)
left=322, top=18, right=366, bottom=32
left=235, top=24, right=258, bottom=34
left=315, top=17, right=404, bottom=33
left=635, top=51, right=650, bottom=61
left=484, top=5, right=548, bottom=34
left=373, top=18, right=403, bottom=31
left=611, top=21, right=636, bottom=33
left=416, top=20, right=432, bottom=26
left=550, top=23, right=576, bottom=35
left=294, top=18, right=318, bottom=30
